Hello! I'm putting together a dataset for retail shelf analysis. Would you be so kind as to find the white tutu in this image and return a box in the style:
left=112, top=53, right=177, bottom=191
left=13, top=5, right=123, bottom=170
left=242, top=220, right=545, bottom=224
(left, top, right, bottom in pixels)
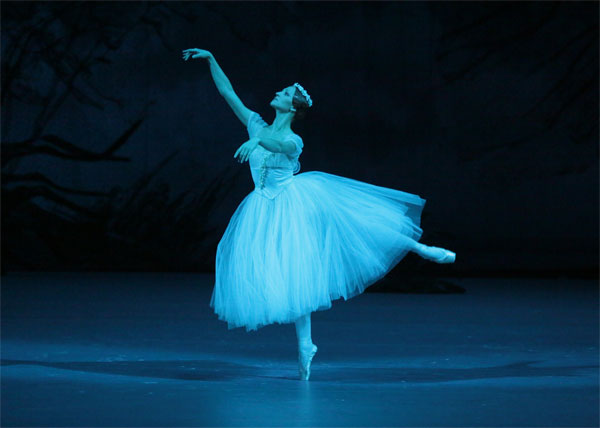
left=210, top=112, right=426, bottom=332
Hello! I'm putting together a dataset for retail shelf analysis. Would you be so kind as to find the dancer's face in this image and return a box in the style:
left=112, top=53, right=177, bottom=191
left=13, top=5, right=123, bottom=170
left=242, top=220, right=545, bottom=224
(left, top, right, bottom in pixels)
left=270, top=85, right=295, bottom=112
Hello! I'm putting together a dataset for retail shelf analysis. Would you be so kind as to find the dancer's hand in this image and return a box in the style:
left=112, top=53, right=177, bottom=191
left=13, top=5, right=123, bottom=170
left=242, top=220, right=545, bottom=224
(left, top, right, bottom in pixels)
left=234, top=138, right=260, bottom=163
left=182, top=48, right=212, bottom=61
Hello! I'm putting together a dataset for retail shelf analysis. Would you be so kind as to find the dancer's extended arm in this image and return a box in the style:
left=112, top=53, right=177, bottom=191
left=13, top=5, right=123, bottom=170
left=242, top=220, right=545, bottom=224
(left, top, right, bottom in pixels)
left=182, top=48, right=254, bottom=127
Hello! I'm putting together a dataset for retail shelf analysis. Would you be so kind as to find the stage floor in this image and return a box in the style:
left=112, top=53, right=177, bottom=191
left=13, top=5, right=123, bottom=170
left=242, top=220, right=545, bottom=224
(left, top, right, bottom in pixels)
left=1, top=272, right=598, bottom=427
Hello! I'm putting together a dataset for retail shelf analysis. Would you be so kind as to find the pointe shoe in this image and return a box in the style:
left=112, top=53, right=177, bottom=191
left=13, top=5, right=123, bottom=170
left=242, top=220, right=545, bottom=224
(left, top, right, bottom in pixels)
left=415, top=243, right=456, bottom=264
left=298, top=342, right=318, bottom=381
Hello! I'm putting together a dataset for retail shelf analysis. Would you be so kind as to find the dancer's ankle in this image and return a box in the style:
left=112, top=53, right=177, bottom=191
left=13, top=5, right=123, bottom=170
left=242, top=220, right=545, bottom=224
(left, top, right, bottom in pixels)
left=298, top=338, right=313, bottom=348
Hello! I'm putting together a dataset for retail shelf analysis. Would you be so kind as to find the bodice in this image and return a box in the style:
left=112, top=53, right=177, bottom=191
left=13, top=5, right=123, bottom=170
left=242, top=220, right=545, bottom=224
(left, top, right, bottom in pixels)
left=246, top=112, right=303, bottom=199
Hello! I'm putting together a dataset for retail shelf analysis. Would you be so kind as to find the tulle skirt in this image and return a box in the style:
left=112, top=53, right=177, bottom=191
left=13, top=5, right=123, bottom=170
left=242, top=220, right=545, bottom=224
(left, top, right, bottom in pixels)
left=209, top=171, right=426, bottom=332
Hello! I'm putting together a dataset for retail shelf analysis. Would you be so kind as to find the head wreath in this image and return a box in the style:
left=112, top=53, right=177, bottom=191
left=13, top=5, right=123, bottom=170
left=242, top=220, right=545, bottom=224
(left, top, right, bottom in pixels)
left=293, top=82, right=313, bottom=107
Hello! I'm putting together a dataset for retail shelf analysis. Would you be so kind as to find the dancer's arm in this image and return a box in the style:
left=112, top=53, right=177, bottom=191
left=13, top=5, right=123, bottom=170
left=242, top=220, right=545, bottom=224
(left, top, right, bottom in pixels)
left=182, top=48, right=254, bottom=127
left=257, top=136, right=296, bottom=154
left=233, top=135, right=291, bottom=163
left=234, top=134, right=296, bottom=163
left=257, top=136, right=281, bottom=153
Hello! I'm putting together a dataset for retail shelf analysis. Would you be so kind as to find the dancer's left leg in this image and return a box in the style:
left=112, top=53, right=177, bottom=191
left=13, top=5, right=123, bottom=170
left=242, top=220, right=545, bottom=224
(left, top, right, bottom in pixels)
left=295, top=312, right=318, bottom=380
left=294, top=312, right=313, bottom=346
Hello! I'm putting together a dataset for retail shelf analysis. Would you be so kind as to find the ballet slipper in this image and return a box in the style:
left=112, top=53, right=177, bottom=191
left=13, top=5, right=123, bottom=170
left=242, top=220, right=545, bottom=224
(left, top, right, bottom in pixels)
left=298, top=341, right=318, bottom=381
left=414, top=243, right=456, bottom=264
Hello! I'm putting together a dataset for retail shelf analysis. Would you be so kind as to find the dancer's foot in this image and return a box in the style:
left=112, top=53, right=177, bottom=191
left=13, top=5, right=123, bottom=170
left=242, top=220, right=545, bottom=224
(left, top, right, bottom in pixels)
left=298, top=341, right=318, bottom=381
left=414, top=243, right=456, bottom=264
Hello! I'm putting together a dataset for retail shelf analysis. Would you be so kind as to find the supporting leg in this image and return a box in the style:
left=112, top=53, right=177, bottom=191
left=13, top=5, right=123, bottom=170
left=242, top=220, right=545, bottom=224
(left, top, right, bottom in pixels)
left=294, top=312, right=313, bottom=346
left=295, top=312, right=318, bottom=380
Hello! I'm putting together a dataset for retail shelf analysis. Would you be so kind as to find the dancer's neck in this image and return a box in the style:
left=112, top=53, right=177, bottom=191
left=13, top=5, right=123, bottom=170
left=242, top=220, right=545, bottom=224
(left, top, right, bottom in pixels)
left=270, top=110, right=293, bottom=133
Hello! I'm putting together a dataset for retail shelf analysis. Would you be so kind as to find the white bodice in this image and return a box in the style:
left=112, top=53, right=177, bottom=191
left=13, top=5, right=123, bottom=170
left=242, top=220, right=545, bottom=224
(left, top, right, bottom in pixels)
left=246, top=112, right=303, bottom=199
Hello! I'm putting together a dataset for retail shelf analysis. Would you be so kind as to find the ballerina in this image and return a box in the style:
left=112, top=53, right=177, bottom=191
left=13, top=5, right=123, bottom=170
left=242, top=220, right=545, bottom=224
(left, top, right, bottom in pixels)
left=183, top=48, right=456, bottom=381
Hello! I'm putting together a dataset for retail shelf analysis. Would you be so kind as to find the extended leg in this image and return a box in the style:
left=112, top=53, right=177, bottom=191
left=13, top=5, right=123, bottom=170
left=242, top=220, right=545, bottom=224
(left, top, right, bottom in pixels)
left=411, top=241, right=456, bottom=264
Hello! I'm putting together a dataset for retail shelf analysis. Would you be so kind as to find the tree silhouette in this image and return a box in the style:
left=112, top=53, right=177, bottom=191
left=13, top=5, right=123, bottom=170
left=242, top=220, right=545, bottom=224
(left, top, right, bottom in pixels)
left=1, top=2, right=231, bottom=272
left=431, top=2, right=598, bottom=186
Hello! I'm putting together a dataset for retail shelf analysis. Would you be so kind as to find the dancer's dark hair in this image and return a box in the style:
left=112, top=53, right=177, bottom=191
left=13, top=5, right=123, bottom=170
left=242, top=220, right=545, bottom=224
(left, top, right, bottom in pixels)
left=292, top=87, right=310, bottom=123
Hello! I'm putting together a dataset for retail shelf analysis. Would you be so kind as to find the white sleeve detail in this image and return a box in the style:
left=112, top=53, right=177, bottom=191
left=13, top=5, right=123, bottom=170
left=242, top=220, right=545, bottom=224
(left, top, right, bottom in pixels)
left=287, top=134, right=303, bottom=157
left=246, top=112, right=267, bottom=138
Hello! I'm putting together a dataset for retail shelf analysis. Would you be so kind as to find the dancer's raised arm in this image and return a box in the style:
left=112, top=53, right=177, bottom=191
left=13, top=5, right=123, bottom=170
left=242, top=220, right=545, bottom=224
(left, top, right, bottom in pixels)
left=182, top=48, right=254, bottom=127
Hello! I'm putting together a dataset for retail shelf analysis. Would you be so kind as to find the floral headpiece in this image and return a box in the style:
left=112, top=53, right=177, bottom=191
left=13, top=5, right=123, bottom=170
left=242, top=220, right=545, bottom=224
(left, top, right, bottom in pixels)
left=293, top=82, right=313, bottom=107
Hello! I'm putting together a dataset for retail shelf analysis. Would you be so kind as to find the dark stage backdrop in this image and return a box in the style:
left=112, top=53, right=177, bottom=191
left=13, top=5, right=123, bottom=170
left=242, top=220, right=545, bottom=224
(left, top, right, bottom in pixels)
left=2, top=1, right=598, bottom=277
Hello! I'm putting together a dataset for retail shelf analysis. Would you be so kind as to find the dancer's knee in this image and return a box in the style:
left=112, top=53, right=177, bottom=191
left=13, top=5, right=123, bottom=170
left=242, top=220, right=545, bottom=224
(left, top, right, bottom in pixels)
left=296, top=312, right=310, bottom=322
